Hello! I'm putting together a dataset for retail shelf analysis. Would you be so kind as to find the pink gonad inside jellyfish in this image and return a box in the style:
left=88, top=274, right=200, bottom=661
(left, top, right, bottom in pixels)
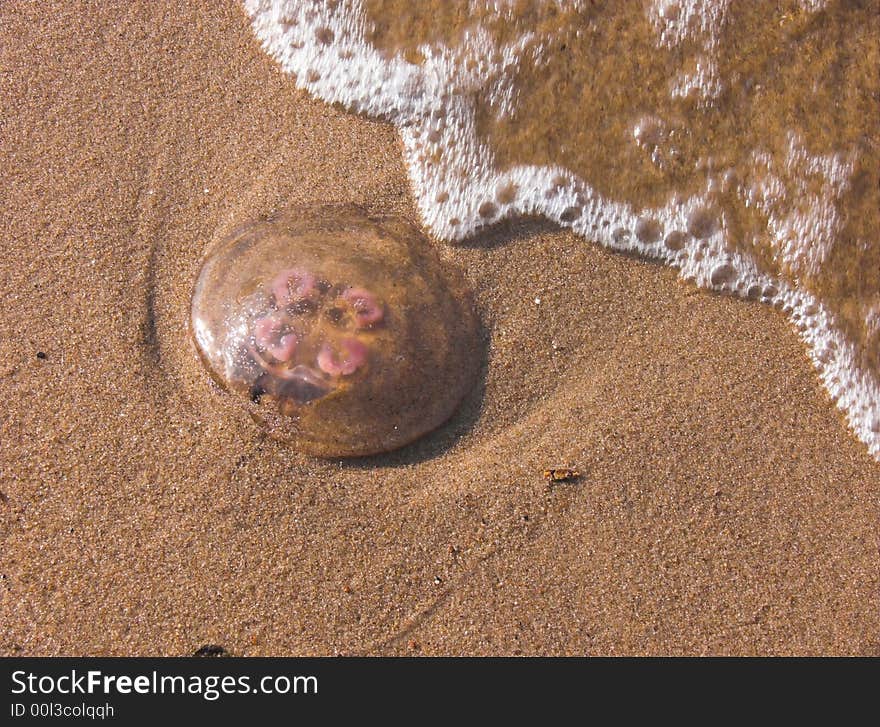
left=317, top=337, right=368, bottom=376
left=342, top=287, right=384, bottom=328
left=272, top=267, right=317, bottom=307
left=253, top=312, right=299, bottom=362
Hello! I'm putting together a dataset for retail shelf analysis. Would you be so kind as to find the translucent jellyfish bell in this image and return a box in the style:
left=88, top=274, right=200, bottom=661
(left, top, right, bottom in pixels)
left=190, top=205, right=480, bottom=457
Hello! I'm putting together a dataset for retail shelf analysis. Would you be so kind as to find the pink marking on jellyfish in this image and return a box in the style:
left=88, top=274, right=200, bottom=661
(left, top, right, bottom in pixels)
left=271, top=267, right=317, bottom=306
left=341, top=287, right=384, bottom=328
left=268, top=333, right=298, bottom=362
left=249, top=342, right=295, bottom=377
left=317, top=337, right=368, bottom=376
left=253, top=313, right=299, bottom=362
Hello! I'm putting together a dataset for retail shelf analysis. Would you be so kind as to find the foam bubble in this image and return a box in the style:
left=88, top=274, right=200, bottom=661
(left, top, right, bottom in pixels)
left=687, top=206, right=718, bottom=239
left=635, top=218, right=662, bottom=245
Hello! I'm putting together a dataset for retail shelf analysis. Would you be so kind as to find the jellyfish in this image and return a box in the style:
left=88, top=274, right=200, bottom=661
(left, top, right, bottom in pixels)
left=190, top=205, right=480, bottom=457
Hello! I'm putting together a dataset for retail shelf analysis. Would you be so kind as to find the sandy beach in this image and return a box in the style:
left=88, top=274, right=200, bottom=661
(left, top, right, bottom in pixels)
left=1, top=1, right=878, bottom=656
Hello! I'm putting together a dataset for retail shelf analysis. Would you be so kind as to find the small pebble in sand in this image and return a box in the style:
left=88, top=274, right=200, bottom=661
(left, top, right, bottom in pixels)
left=191, top=205, right=480, bottom=457
left=542, top=466, right=581, bottom=483
left=192, top=644, right=229, bottom=657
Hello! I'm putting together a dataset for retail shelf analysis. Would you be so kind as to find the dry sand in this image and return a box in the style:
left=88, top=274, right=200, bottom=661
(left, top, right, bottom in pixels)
left=1, top=1, right=877, bottom=656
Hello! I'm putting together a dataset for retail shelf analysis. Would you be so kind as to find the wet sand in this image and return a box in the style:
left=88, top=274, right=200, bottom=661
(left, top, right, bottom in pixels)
left=1, top=0, right=877, bottom=656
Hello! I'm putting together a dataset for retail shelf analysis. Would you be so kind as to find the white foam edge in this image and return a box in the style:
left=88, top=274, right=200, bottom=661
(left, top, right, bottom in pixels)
left=245, top=0, right=880, bottom=459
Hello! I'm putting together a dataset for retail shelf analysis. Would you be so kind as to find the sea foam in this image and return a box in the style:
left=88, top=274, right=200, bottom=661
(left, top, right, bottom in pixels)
left=244, top=0, right=880, bottom=459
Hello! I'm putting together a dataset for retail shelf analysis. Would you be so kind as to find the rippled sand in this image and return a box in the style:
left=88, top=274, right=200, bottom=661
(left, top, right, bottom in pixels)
left=0, top=1, right=877, bottom=655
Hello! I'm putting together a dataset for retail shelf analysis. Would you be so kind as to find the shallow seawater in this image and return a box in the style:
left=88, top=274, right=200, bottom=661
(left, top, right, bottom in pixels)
left=191, top=205, right=480, bottom=457
left=244, top=0, right=880, bottom=459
